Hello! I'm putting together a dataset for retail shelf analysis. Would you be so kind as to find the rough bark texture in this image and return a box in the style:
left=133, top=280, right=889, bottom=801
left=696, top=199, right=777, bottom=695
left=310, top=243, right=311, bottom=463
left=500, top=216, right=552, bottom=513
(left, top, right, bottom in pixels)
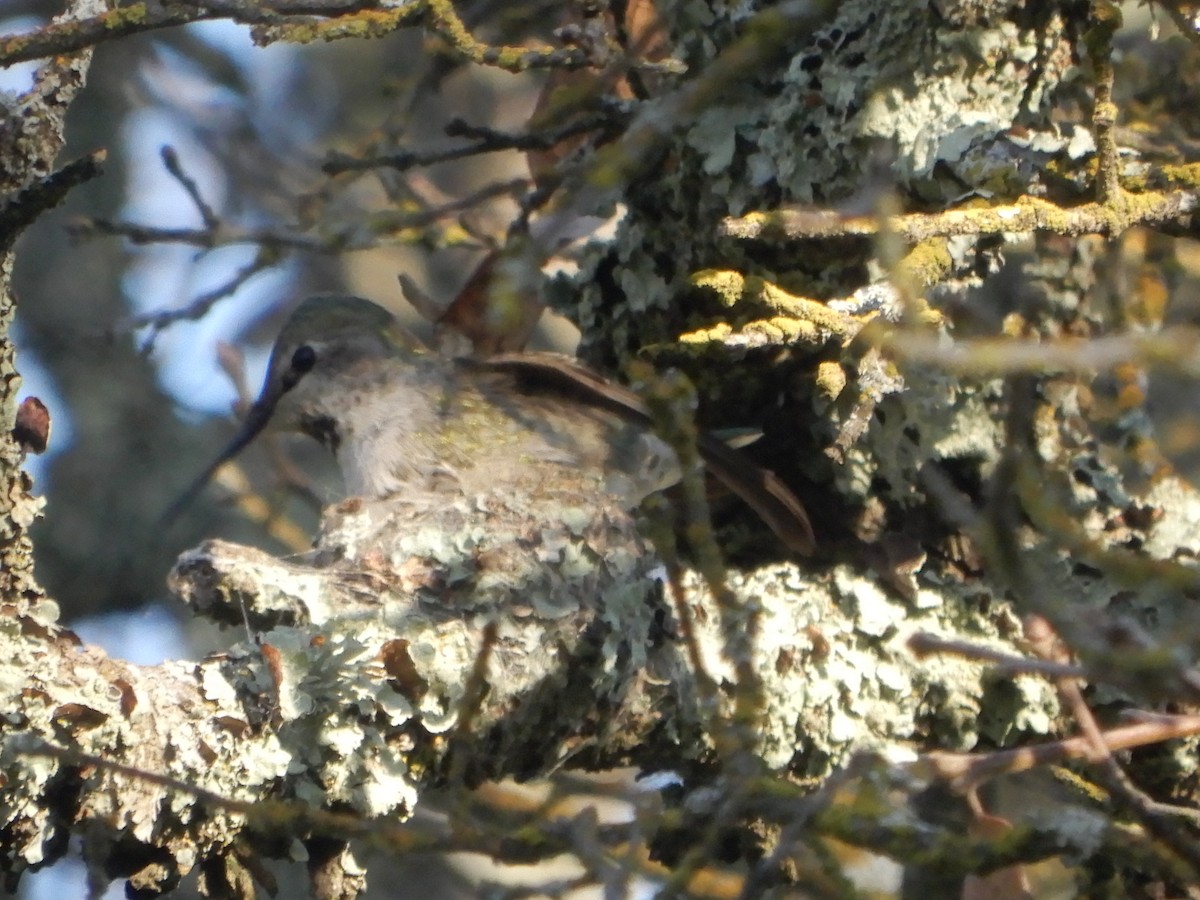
left=0, top=465, right=1054, bottom=891
left=3, top=0, right=1199, bottom=896
left=0, top=477, right=678, bottom=892
left=0, top=0, right=108, bottom=609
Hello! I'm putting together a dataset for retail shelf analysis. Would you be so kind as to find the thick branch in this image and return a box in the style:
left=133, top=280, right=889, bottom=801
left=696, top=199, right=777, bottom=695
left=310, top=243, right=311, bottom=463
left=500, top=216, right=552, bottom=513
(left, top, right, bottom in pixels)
left=0, top=461, right=1069, bottom=893
left=719, top=191, right=1200, bottom=245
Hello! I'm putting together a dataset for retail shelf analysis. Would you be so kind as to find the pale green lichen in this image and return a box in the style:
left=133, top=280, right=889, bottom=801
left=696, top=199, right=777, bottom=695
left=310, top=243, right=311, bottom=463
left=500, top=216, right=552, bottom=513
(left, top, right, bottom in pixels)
left=681, top=563, right=1059, bottom=774
left=564, top=0, right=1075, bottom=374
left=835, top=364, right=1005, bottom=508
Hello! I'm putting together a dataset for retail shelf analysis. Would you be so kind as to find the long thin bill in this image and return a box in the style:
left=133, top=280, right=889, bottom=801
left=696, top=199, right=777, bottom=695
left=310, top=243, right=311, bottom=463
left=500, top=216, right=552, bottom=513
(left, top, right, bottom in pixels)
left=158, top=399, right=277, bottom=528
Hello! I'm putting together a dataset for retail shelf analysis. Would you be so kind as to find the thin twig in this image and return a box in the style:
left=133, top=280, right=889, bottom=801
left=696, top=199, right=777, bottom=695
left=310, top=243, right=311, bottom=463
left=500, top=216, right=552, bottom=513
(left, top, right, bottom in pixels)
left=322, top=113, right=620, bottom=175
left=160, top=145, right=218, bottom=230
left=908, top=631, right=1087, bottom=679
left=1020, top=615, right=1200, bottom=880
left=446, top=620, right=499, bottom=788
left=127, top=248, right=278, bottom=349
left=68, top=217, right=328, bottom=252
left=923, top=713, right=1200, bottom=789
left=73, top=176, right=527, bottom=253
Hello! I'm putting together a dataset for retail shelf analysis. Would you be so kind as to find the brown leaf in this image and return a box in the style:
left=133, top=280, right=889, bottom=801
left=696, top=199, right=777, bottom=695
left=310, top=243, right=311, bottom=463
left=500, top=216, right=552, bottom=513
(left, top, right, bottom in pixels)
left=437, top=252, right=544, bottom=355
left=13, top=396, right=50, bottom=455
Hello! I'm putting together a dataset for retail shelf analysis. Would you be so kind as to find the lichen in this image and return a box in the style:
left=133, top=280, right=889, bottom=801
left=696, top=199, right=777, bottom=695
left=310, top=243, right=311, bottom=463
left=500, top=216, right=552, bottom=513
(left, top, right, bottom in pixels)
left=676, top=562, right=1059, bottom=775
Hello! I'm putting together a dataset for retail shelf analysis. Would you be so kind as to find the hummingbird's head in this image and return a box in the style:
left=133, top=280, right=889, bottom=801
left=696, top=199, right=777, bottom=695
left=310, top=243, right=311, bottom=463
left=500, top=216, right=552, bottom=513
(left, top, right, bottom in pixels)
left=162, top=295, right=418, bottom=523
left=257, top=295, right=418, bottom=435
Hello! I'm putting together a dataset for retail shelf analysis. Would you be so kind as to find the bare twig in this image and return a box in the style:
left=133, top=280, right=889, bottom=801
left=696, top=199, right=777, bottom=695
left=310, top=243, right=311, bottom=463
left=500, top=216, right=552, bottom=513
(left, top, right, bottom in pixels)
left=322, top=113, right=622, bottom=175
left=1028, top=616, right=1200, bottom=832
left=633, top=364, right=765, bottom=749
left=447, top=620, right=499, bottom=787
left=923, top=713, right=1200, bottom=789
left=73, top=177, right=526, bottom=253
left=908, top=631, right=1087, bottom=679
left=25, top=738, right=604, bottom=864
left=127, top=248, right=278, bottom=347
left=68, top=217, right=328, bottom=252
left=160, top=146, right=218, bottom=230
left=638, top=495, right=721, bottom=713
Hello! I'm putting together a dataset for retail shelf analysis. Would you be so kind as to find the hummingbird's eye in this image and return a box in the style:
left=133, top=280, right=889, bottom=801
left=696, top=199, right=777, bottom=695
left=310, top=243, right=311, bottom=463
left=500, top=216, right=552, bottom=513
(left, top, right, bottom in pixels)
left=280, top=345, right=318, bottom=393
left=291, top=345, right=317, bottom=374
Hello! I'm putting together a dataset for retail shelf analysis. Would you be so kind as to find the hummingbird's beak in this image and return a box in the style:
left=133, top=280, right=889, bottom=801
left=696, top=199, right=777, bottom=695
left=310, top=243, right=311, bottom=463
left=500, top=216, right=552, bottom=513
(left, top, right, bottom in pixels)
left=159, top=394, right=280, bottom=527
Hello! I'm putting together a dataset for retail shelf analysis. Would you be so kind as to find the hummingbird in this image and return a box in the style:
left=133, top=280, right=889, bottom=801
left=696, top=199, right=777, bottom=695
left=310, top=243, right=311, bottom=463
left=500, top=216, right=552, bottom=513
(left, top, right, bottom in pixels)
left=168, top=295, right=815, bottom=555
